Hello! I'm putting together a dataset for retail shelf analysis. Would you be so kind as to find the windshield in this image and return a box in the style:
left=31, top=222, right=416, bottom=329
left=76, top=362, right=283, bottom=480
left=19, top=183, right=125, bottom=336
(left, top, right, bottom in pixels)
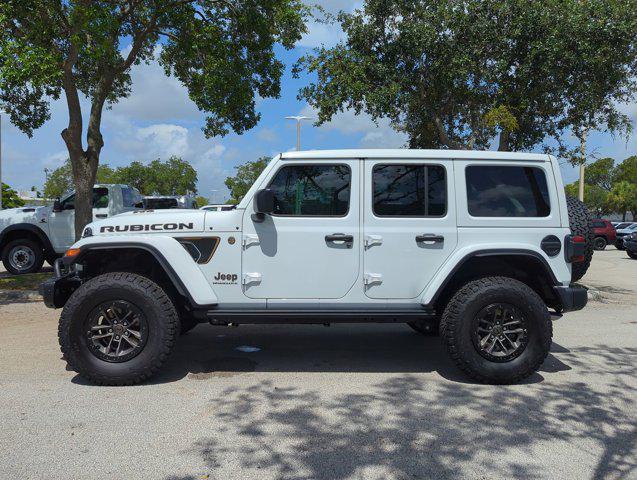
left=144, top=198, right=178, bottom=209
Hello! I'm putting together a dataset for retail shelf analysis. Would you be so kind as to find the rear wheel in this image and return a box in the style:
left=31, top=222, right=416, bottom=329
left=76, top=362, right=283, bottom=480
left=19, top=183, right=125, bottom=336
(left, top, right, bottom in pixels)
left=566, top=196, right=594, bottom=282
left=440, top=276, right=552, bottom=384
left=58, top=272, right=180, bottom=385
left=1, top=239, right=45, bottom=275
left=593, top=236, right=607, bottom=250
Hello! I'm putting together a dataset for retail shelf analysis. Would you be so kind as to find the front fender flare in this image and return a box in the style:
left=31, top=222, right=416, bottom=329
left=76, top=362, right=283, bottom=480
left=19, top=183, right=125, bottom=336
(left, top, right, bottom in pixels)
left=71, top=236, right=218, bottom=307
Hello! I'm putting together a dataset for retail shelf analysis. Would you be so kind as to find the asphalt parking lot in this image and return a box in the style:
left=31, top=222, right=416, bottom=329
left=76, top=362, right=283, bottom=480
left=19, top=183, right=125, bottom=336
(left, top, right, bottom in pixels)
left=0, top=249, right=635, bottom=480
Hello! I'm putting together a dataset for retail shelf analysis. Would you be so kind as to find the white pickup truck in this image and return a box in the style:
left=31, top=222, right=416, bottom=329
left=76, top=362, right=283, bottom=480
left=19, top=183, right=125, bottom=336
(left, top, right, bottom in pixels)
left=0, top=184, right=142, bottom=274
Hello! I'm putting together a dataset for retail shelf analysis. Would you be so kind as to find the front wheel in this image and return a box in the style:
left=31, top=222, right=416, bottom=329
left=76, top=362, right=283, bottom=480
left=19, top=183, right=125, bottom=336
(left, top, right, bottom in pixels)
left=440, top=276, right=552, bottom=384
left=58, top=272, right=180, bottom=385
left=628, top=251, right=637, bottom=260
left=1, top=239, right=45, bottom=275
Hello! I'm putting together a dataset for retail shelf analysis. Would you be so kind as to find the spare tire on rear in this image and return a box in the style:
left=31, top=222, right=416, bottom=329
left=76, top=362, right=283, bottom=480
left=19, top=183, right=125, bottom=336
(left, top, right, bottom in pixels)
left=566, top=195, right=594, bottom=282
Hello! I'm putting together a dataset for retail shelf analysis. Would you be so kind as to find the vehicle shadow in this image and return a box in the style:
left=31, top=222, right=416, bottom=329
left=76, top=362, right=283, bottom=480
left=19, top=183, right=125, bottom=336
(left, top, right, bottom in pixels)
left=161, top=342, right=636, bottom=480
left=139, top=323, right=571, bottom=385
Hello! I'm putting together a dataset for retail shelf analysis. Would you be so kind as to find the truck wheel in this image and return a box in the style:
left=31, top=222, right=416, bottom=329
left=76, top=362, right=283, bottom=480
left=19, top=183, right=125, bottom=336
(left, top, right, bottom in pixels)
left=593, top=237, right=607, bottom=250
left=1, top=239, right=45, bottom=275
left=407, top=319, right=439, bottom=336
left=440, top=276, right=552, bottom=384
left=58, top=272, right=180, bottom=385
left=566, top=196, right=593, bottom=282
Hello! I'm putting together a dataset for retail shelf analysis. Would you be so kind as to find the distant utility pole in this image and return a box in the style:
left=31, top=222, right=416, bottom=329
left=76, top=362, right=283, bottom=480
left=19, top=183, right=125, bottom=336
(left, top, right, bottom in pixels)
left=285, top=115, right=312, bottom=151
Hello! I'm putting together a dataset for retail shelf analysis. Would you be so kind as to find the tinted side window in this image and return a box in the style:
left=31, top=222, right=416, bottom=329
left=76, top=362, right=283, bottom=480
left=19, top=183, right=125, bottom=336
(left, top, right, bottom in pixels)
left=122, top=188, right=137, bottom=207
left=466, top=166, right=550, bottom=217
left=267, top=164, right=351, bottom=216
left=93, top=188, right=109, bottom=208
left=59, top=187, right=109, bottom=210
left=592, top=221, right=606, bottom=228
left=373, top=164, right=446, bottom=216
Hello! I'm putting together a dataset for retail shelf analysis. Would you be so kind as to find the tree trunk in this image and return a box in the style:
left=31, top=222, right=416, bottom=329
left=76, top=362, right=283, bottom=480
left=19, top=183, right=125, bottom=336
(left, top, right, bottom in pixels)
left=498, top=130, right=510, bottom=151
left=70, top=151, right=98, bottom=240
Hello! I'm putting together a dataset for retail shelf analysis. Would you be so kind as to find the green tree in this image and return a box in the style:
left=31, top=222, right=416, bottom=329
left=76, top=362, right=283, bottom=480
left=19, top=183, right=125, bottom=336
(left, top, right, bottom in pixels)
left=1, top=1, right=307, bottom=238
left=44, top=159, right=118, bottom=199
left=194, top=196, right=209, bottom=208
left=606, top=181, right=637, bottom=221
left=295, top=0, right=637, bottom=152
left=614, top=155, right=637, bottom=186
left=115, top=157, right=198, bottom=195
left=1, top=183, right=25, bottom=209
left=225, top=156, right=270, bottom=204
left=565, top=182, right=611, bottom=216
left=584, top=158, right=615, bottom=191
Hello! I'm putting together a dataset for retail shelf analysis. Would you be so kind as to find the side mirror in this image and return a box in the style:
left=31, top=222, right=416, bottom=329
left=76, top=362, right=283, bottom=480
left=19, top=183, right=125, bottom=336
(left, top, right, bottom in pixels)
left=252, top=189, right=274, bottom=222
left=52, top=199, right=62, bottom=212
left=254, top=189, right=274, bottom=214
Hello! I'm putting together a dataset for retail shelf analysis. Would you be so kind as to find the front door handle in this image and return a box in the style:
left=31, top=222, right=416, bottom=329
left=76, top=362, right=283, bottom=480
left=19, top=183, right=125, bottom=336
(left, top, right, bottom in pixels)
left=416, top=234, right=444, bottom=244
left=325, top=233, right=354, bottom=248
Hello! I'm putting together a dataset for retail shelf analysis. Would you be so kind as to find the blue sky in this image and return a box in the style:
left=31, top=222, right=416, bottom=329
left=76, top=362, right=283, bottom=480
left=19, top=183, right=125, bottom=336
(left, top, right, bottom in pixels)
left=1, top=0, right=636, bottom=203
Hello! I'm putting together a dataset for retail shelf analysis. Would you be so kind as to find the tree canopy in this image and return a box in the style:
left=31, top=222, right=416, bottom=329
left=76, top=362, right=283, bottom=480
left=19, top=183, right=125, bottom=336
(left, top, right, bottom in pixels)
left=1, top=183, right=25, bottom=209
left=295, top=0, right=637, bottom=152
left=0, top=0, right=307, bottom=236
left=224, top=156, right=270, bottom=204
left=43, top=156, right=198, bottom=198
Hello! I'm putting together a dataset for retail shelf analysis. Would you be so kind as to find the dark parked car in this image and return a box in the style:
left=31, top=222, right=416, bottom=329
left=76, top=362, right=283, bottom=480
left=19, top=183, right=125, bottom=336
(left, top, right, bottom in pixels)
left=624, top=232, right=637, bottom=259
left=615, top=223, right=637, bottom=250
left=592, top=219, right=616, bottom=250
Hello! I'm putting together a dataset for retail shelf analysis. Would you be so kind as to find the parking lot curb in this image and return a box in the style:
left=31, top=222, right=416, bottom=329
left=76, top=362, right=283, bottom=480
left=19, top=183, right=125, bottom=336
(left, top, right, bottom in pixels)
left=0, top=289, right=42, bottom=303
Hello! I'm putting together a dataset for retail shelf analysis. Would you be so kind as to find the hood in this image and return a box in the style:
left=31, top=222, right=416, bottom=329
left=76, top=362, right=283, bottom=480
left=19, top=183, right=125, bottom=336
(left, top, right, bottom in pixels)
left=85, top=209, right=206, bottom=236
left=0, top=206, right=49, bottom=229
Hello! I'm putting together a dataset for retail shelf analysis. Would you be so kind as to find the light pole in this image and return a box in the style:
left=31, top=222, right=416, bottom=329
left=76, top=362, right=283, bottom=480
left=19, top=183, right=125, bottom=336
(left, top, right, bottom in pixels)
left=285, top=115, right=312, bottom=151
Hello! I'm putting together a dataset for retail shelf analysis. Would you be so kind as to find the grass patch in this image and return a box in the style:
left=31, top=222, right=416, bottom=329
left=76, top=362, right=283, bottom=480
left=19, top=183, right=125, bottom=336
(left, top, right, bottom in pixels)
left=0, top=272, right=52, bottom=291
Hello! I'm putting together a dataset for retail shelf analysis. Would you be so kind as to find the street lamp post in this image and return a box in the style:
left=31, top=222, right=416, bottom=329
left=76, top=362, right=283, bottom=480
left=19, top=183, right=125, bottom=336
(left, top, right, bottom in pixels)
left=285, top=115, right=312, bottom=151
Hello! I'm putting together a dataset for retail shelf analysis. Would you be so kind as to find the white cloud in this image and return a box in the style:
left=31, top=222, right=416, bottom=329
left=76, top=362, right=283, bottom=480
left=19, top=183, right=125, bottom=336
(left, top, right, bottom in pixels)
left=135, top=124, right=190, bottom=158
left=42, top=150, right=69, bottom=168
left=299, top=104, right=408, bottom=148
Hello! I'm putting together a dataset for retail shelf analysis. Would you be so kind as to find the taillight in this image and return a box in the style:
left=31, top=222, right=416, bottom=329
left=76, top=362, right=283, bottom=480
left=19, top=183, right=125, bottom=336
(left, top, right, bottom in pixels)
left=565, top=235, right=586, bottom=263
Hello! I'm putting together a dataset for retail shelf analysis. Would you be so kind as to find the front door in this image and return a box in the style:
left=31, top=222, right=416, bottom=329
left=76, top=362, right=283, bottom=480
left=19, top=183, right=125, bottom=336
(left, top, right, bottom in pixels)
left=242, top=160, right=360, bottom=299
left=363, top=159, right=457, bottom=299
left=48, top=187, right=111, bottom=251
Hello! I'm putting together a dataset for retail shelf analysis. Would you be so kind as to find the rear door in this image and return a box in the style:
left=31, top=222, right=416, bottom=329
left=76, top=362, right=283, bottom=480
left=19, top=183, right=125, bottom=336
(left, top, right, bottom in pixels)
left=242, top=160, right=360, bottom=299
left=363, top=159, right=457, bottom=299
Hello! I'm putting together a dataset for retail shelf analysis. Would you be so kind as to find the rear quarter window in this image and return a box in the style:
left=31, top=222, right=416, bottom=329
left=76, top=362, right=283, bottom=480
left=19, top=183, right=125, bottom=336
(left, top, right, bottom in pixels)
left=465, top=165, right=550, bottom=217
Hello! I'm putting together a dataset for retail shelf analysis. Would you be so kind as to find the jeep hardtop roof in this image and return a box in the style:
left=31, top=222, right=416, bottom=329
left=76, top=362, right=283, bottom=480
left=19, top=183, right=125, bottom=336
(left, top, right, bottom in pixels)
left=280, top=149, right=551, bottom=162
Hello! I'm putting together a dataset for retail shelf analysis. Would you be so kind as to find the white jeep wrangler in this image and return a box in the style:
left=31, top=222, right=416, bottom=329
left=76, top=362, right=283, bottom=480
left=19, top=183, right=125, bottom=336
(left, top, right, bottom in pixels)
left=0, top=184, right=142, bottom=274
left=41, top=150, right=591, bottom=385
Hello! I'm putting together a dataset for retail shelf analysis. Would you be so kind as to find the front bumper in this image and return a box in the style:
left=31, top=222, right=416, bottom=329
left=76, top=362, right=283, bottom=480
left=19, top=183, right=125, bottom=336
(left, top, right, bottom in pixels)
left=39, top=259, right=81, bottom=309
left=553, top=285, right=588, bottom=313
left=624, top=238, right=637, bottom=252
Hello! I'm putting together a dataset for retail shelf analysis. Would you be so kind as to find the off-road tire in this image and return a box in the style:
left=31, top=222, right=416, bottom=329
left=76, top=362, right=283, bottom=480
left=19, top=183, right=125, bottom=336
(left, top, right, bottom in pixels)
left=58, top=272, right=180, bottom=385
left=628, top=251, right=637, bottom=260
left=407, top=319, right=440, bottom=336
left=1, top=238, right=45, bottom=275
left=593, top=236, right=607, bottom=250
left=440, top=276, right=552, bottom=384
left=566, top=196, right=594, bottom=282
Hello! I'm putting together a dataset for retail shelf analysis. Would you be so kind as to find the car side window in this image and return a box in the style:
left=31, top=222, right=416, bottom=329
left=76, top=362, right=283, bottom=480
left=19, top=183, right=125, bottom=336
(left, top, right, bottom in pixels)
left=267, top=164, right=351, bottom=216
left=373, top=164, right=446, bottom=216
left=92, top=188, right=109, bottom=208
left=466, top=165, right=550, bottom=217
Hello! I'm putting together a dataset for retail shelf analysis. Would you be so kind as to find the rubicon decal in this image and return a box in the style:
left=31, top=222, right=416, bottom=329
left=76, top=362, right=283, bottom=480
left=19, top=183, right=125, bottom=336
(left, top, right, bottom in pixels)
left=100, top=222, right=194, bottom=233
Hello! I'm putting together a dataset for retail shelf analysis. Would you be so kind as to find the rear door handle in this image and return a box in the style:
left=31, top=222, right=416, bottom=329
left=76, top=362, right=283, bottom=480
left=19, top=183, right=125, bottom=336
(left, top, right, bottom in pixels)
left=416, top=234, right=444, bottom=244
left=325, top=233, right=354, bottom=248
